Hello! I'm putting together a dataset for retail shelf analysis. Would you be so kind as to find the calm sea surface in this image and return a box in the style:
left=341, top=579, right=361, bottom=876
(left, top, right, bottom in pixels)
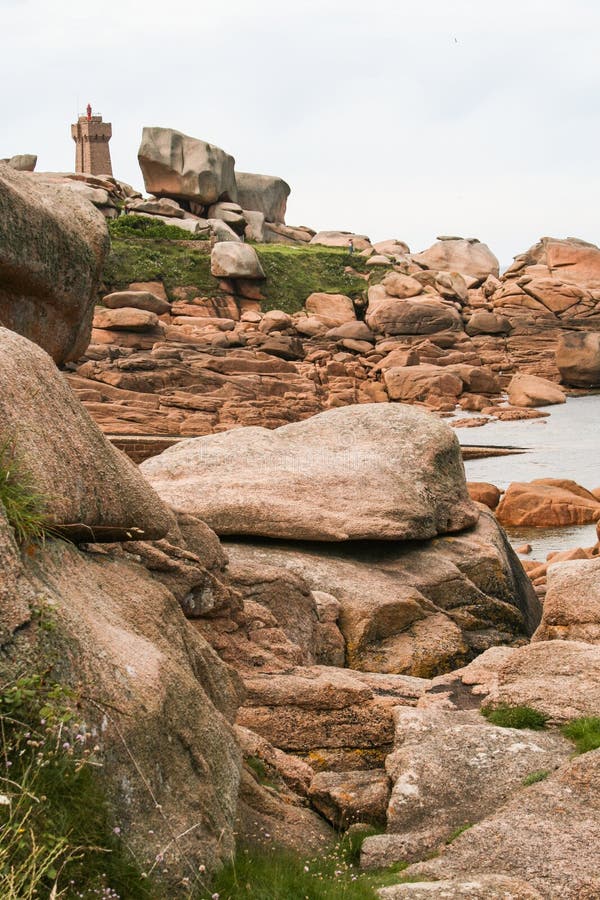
left=458, top=394, right=600, bottom=561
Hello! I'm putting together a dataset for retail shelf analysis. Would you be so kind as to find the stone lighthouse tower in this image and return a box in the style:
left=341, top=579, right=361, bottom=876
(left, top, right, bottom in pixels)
left=71, top=104, right=113, bottom=176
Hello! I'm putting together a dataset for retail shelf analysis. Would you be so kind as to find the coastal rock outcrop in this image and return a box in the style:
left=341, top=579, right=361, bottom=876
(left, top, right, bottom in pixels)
left=382, top=707, right=568, bottom=856
left=210, top=242, right=266, bottom=280
left=0, top=161, right=109, bottom=363
left=141, top=404, right=479, bottom=541
left=496, top=479, right=600, bottom=527
left=507, top=373, right=566, bottom=407
left=378, top=876, right=544, bottom=898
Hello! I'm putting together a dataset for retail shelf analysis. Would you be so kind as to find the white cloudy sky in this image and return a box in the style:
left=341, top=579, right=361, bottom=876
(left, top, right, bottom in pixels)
left=2, top=0, right=599, bottom=263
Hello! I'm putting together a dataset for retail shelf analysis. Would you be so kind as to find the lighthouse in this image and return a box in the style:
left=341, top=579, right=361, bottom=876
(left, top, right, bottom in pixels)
left=71, top=104, right=113, bottom=176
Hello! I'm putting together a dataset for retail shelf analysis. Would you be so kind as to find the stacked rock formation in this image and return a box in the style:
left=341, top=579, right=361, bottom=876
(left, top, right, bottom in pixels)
left=142, top=404, right=540, bottom=683
left=136, top=126, right=297, bottom=244
left=69, top=231, right=600, bottom=448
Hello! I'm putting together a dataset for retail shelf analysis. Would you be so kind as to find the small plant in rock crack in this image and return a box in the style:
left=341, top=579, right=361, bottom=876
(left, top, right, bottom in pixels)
left=522, top=769, right=550, bottom=786
left=562, top=717, right=600, bottom=755
left=0, top=437, right=54, bottom=544
left=481, top=704, right=549, bottom=730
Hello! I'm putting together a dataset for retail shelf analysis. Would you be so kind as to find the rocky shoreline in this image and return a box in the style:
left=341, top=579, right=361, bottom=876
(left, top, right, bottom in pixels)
left=1, top=135, right=600, bottom=899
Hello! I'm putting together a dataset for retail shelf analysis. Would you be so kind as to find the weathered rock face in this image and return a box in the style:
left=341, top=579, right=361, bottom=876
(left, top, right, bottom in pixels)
left=235, top=665, right=427, bottom=767
left=93, top=306, right=160, bottom=332
left=141, top=404, right=479, bottom=542
left=383, top=707, right=568, bottom=856
left=378, top=875, right=543, bottom=899
left=492, top=237, right=600, bottom=327
left=556, top=331, right=600, bottom=386
left=404, top=749, right=600, bottom=899
left=533, top=557, right=600, bottom=643
left=236, top=765, right=333, bottom=854
left=482, top=640, right=600, bottom=721
left=235, top=172, right=291, bottom=224
left=0, top=162, right=109, bottom=364
left=138, top=127, right=237, bottom=205
left=411, top=238, right=500, bottom=282
left=496, top=479, right=600, bottom=527
left=0, top=328, right=173, bottom=541
left=308, top=769, right=391, bottom=827
left=467, top=482, right=501, bottom=510
left=465, top=310, right=511, bottom=336
left=0, top=512, right=242, bottom=883
left=223, top=508, right=541, bottom=677
left=125, top=195, right=185, bottom=218
left=383, top=364, right=463, bottom=403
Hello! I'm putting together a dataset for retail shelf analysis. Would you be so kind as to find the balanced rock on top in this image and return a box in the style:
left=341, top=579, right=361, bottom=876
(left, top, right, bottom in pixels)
left=138, top=126, right=237, bottom=205
left=141, top=404, right=479, bottom=542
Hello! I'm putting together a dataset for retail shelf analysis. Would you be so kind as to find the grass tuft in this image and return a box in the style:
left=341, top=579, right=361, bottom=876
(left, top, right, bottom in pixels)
left=522, top=769, right=550, bottom=786
left=562, top=717, right=600, bottom=755
left=0, top=438, right=54, bottom=544
left=481, top=704, right=549, bottom=730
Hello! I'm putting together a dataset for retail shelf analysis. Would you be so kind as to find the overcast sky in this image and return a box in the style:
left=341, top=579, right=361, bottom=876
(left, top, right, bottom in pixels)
left=3, top=0, right=599, bottom=263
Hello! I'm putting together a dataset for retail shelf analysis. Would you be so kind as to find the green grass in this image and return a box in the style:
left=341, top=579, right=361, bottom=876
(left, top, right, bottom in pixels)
left=108, top=214, right=209, bottom=241
left=0, top=674, right=154, bottom=899
left=253, top=244, right=369, bottom=313
left=0, top=438, right=53, bottom=544
left=102, top=236, right=370, bottom=313
left=562, top=717, right=600, bottom=755
left=481, top=705, right=549, bottom=730
left=202, top=845, right=427, bottom=900
left=522, top=769, right=550, bottom=786
left=103, top=237, right=215, bottom=299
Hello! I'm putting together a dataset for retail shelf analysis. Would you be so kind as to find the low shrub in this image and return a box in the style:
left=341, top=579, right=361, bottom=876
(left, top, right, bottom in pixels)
left=562, top=717, right=600, bottom=755
left=481, top=704, right=549, bottom=730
